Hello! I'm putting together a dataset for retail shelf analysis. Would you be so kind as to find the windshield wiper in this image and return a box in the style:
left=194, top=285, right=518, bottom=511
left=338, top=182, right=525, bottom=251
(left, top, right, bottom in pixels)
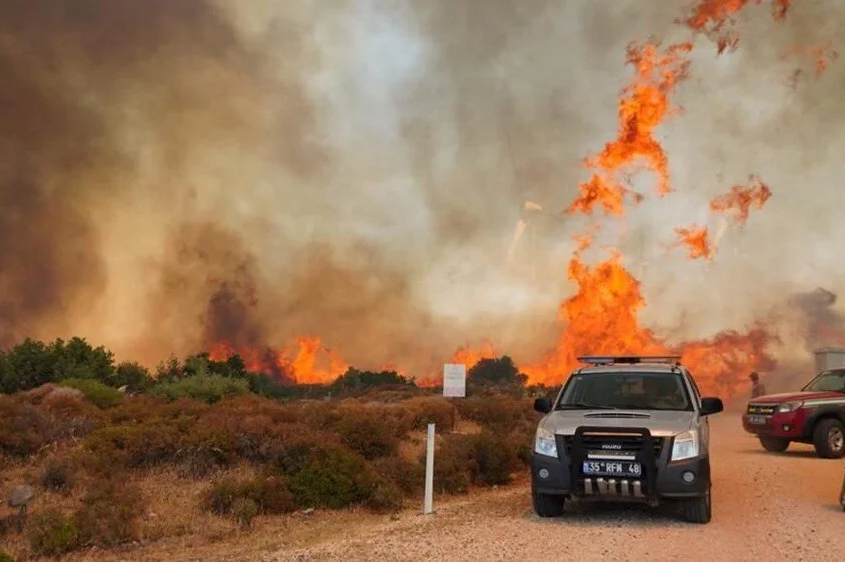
left=559, top=402, right=618, bottom=410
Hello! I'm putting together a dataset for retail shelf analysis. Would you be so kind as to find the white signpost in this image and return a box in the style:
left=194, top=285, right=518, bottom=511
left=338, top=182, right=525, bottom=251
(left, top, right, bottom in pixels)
left=423, top=363, right=468, bottom=515
left=442, top=363, right=467, bottom=398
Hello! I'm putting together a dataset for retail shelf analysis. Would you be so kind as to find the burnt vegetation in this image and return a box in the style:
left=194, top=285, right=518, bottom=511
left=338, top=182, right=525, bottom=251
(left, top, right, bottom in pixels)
left=0, top=337, right=547, bottom=559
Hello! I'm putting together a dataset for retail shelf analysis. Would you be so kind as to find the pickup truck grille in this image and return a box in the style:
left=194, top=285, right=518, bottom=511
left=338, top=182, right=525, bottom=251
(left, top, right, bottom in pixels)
left=564, top=433, right=664, bottom=457
left=747, top=404, right=777, bottom=415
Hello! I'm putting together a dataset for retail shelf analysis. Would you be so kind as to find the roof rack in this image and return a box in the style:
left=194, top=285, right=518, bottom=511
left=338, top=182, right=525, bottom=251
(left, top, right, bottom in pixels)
left=576, top=355, right=682, bottom=365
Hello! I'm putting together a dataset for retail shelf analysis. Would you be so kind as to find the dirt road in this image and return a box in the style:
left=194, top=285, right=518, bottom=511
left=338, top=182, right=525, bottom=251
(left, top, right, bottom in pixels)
left=277, top=411, right=845, bottom=562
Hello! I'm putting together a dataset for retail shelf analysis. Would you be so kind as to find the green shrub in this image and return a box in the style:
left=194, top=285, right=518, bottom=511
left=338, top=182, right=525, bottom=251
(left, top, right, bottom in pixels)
left=0, top=549, right=14, bottom=562
left=27, top=509, right=79, bottom=556
left=431, top=436, right=471, bottom=494
left=58, top=378, right=124, bottom=409
left=75, top=479, right=144, bottom=547
left=111, top=362, right=153, bottom=392
left=287, top=447, right=373, bottom=509
left=231, top=498, right=259, bottom=529
left=468, top=431, right=519, bottom=486
left=151, top=374, right=249, bottom=404
left=41, top=460, right=73, bottom=492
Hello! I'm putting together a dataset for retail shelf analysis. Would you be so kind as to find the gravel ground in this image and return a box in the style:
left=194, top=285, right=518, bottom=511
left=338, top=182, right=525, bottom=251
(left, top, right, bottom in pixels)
left=278, top=412, right=845, bottom=562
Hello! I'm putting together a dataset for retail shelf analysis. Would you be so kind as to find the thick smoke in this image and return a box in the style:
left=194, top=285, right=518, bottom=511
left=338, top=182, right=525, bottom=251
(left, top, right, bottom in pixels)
left=1, top=0, right=843, bottom=378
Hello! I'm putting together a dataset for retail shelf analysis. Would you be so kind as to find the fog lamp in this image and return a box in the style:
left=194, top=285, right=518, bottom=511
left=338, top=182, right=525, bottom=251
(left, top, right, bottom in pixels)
left=539, top=468, right=550, bottom=479
left=682, top=471, right=695, bottom=483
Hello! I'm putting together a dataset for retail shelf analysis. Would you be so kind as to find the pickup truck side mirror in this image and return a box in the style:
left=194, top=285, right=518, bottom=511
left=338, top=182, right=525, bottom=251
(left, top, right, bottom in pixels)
left=700, top=397, right=724, bottom=415
left=534, top=397, right=552, bottom=414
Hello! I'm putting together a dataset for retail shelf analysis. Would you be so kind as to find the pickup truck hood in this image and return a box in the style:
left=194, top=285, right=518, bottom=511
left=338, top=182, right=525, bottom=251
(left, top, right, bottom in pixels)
left=542, top=409, right=694, bottom=437
left=750, top=391, right=845, bottom=404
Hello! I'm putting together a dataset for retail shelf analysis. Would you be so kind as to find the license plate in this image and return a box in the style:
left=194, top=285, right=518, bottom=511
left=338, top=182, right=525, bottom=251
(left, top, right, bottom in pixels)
left=748, top=415, right=767, bottom=425
left=582, top=460, right=642, bottom=476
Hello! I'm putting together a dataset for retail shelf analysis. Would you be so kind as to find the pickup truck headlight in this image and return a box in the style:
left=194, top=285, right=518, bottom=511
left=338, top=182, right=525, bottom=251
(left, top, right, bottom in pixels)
left=777, top=401, right=803, bottom=413
left=671, top=429, right=699, bottom=461
left=534, top=427, right=558, bottom=457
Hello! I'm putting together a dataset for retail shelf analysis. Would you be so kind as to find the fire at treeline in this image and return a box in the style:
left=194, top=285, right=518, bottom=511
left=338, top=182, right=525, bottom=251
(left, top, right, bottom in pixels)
left=1, top=0, right=842, bottom=402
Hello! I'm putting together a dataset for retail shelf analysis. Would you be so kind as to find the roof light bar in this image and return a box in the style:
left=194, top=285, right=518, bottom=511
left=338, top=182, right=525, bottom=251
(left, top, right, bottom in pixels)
left=576, top=355, right=682, bottom=365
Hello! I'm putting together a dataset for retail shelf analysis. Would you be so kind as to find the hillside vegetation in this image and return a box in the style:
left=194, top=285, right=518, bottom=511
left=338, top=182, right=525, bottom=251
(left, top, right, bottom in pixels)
left=0, top=338, right=548, bottom=560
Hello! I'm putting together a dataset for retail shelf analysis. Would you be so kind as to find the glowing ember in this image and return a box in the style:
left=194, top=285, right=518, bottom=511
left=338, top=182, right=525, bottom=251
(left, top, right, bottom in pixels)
left=674, top=225, right=713, bottom=260
left=566, top=42, right=691, bottom=216
left=709, top=175, right=772, bottom=225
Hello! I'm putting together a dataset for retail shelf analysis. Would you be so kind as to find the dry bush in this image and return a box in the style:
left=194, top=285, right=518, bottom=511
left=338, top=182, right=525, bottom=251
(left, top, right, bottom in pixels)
left=40, top=460, right=74, bottom=493
left=429, top=431, right=522, bottom=493
left=0, top=549, right=14, bottom=562
left=175, top=424, right=238, bottom=479
left=82, top=421, right=183, bottom=471
left=231, top=497, right=258, bottom=529
left=330, top=405, right=400, bottom=459
left=0, top=396, right=55, bottom=457
left=75, top=479, right=145, bottom=547
left=26, top=509, right=79, bottom=557
left=455, top=396, right=535, bottom=432
left=370, top=456, right=424, bottom=495
left=403, top=397, right=457, bottom=432
left=202, top=475, right=296, bottom=517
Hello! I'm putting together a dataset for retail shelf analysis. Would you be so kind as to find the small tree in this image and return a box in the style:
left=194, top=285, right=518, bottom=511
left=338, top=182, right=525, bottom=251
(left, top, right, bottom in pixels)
left=467, top=356, right=527, bottom=393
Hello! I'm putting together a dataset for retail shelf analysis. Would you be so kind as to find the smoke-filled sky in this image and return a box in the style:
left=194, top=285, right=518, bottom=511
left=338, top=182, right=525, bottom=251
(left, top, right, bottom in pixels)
left=1, top=0, right=843, bottom=377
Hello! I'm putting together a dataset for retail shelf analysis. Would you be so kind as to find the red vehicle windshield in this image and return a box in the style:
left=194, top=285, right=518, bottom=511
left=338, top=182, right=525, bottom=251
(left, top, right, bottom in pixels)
left=802, top=371, right=845, bottom=393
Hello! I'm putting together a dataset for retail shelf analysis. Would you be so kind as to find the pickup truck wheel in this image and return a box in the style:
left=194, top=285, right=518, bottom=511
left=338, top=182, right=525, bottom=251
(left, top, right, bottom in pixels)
left=532, top=492, right=565, bottom=518
left=759, top=436, right=789, bottom=452
left=813, top=418, right=845, bottom=459
left=682, top=485, right=711, bottom=524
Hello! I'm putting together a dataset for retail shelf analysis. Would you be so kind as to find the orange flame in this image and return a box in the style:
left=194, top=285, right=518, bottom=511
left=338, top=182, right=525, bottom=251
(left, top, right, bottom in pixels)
left=566, top=42, right=691, bottom=216
left=682, top=0, right=790, bottom=53
left=674, top=225, right=713, bottom=260
left=208, top=336, right=347, bottom=384
left=523, top=40, right=775, bottom=396
left=709, top=175, right=772, bottom=225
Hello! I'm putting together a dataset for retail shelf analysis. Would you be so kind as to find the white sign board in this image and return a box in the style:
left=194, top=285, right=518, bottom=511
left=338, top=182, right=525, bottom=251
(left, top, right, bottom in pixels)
left=443, top=363, right=466, bottom=397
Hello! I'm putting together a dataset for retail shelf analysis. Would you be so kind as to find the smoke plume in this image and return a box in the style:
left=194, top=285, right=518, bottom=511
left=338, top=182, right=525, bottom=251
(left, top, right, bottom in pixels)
left=1, top=0, right=844, bottom=381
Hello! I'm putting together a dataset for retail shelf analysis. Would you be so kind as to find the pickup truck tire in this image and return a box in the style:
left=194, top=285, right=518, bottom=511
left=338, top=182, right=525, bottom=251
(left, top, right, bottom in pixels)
left=759, top=436, right=789, bottom=452
left=812, top=418, right=845, bottom=459
left=532, top=492, right=565, bottom=517
left=682, top=485, right=711, bottom=524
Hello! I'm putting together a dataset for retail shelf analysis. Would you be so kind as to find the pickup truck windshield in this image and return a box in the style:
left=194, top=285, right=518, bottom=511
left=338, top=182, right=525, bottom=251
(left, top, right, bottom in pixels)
left=557, top=371, right=692, bottom=411
left=803, top=370, right=845, bottom=392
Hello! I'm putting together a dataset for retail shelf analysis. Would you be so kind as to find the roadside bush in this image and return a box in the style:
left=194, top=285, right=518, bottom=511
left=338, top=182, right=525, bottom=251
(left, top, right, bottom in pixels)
left=455, top=396, right=533, bottom=432
left=75, top=479, right=145, bottom=547
left=0, top=549, right=14, bottom=562
left=364, top=475, right=404, bottom=513
left=287, top=447, right=374, bottom=509
left=151, top=374, right=249, bottom=404
left=202, top=476, right=296, bottom=517
left=58, top=378, right=124, bottom=409
left=27, top=509, right=79, bottom=557
left=430, top=431, right=521, bottom=493
left=370, top=456, right=424, bottom=495
left=41, top=460, right=74, bottom=493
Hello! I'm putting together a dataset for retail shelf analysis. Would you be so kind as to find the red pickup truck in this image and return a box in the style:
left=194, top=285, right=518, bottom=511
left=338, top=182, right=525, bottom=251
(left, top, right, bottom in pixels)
left=742, top=368, right=845, bottom=458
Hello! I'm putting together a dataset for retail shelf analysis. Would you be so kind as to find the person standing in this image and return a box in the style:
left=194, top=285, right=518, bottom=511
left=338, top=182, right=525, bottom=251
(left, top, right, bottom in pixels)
left=750, top=372, right=766, bottom=398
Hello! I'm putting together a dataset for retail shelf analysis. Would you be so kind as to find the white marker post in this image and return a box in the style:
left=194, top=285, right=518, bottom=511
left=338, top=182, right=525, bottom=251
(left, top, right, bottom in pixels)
left=424, top=423, right=435, bottom=515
